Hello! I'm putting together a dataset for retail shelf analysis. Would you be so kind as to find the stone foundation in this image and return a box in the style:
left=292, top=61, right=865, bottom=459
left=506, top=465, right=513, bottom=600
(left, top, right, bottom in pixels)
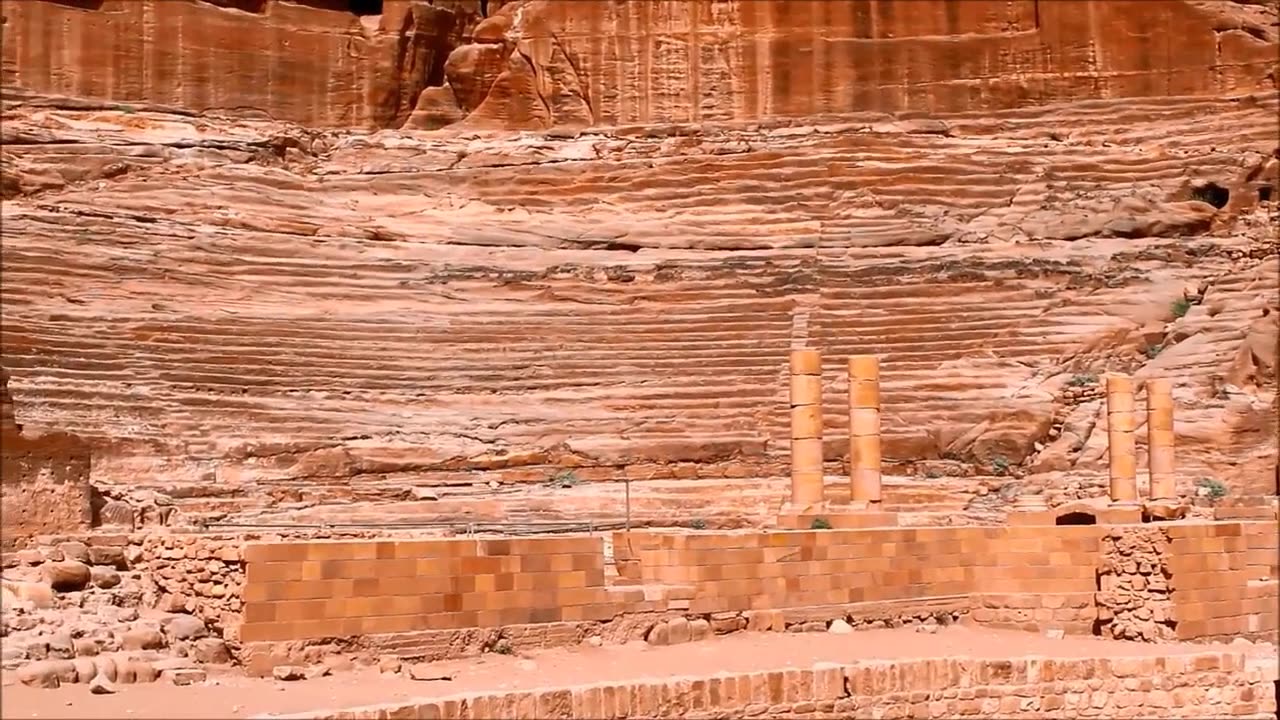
left=254, top=651, right=1279, bottom=720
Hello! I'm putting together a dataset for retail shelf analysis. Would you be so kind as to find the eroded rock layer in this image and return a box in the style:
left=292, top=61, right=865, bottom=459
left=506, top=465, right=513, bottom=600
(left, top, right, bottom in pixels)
left=2, top=0, right=1277, bottom=130
left=0, top=0, right=1277, bottom=529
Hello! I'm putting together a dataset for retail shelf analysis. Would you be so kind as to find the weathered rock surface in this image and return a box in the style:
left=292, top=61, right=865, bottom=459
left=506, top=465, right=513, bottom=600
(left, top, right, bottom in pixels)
left=2, top=0, right=1276, bottom=131
left=0, top=0, right=1276, bottom=531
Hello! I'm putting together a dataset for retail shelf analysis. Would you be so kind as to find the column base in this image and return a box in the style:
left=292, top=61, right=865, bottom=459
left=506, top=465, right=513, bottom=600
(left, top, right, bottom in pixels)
left=1098, top=503, right=1143, bottom=524
left=1142, top=500, right=1189, bottom=522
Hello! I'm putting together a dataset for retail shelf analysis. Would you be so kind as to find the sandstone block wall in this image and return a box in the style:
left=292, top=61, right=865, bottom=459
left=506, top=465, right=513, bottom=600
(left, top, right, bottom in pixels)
left=234, top=521, right=1276, bottom=647
left=1168, top=523, right=1277, bottom=643
left=258, top=651, right=1278, bottom=720
left=3, top=0, right=1276, bottom=130
left=240, top=536, right=615, bottom=642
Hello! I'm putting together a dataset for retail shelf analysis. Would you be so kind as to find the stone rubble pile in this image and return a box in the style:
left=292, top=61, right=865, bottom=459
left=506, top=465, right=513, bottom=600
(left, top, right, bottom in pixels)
left=1094, top=527, right=1178, bottom=642
left=1, top=533, right=244, bottom=689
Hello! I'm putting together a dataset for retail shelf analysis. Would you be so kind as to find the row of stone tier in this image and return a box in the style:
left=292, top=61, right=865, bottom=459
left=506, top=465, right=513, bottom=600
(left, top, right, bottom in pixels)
left=786, top=349, right=884, bottom=514
left=1106, top=374, right=1176, bottom=505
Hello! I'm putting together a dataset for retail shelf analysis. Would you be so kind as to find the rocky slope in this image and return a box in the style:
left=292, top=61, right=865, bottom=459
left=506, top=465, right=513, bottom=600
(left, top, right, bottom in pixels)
left=0, top=0, right=1276, bottom=532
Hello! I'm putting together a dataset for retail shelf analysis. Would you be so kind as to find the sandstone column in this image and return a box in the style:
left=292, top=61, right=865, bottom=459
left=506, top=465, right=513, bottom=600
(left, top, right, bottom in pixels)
left=1146, top=378, right=1176, bottom=501
left=1106, top=374, right=1139, bottom=505
left=848, top=355, right=882, bottom=506
left=789, top=349, right=825, bottom=507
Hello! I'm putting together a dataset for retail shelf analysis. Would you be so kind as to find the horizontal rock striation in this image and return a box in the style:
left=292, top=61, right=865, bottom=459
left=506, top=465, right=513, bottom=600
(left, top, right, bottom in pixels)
left=0, top=1, right=1276, bottom=527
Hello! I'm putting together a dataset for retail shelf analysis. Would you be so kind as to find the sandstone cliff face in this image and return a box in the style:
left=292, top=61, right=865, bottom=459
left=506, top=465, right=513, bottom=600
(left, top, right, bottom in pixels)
left=2, top=1, right=1276, bottom=130
left=0, top=0, right=1277, bottom=529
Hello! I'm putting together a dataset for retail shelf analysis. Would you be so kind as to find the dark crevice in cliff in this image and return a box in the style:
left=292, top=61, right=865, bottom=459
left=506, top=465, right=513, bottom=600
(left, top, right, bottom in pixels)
left=349, top=0, right=383, bottom=16
left=46, top=0, right=105, bottom=9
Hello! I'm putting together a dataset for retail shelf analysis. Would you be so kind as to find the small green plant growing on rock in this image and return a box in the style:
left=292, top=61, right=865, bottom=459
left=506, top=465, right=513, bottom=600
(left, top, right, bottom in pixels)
left=1066, top=373, right=1098, bottom=387
left=688, top=518, right=707, bottom=530
left=1171, top=297, right=1193, bottom=319
left=991, top=455, right=1011, bottom=476
left=810, top=517, right=832, bottom=530
left=1195, top=477, right=1228, bottom=501
left=547, top=469, right=580, bottom=489
left=1144, top=344, right=1164, bottom=359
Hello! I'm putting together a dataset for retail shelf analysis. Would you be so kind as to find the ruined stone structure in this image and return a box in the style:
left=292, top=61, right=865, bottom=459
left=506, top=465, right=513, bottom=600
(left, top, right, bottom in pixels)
left=0, top=0, right=1278, bottom=716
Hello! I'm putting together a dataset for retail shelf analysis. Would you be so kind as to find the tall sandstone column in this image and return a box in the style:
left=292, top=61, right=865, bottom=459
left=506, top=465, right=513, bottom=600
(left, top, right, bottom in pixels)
left=789, top=349, right=825, bottom=507
left=1106, top=374, right=1139, bottom=504
left=1146, top=378, right=1176, bottom=501
left=848, top=355, right=883, bottom=506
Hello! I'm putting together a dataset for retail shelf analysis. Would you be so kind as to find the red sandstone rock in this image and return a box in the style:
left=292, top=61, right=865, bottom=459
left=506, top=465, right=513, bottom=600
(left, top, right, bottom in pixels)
left=41, top=561, right=90, bottom=593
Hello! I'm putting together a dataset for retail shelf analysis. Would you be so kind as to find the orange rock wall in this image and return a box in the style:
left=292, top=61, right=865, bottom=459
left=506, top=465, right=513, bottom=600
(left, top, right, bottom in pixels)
left=2, top=0, right=1275, bottom=129
left=0, top=369, right=93, bottom=551
left=238, top=521, right=1277, bottom=645
left=247, top=651, right=1279, bottom=720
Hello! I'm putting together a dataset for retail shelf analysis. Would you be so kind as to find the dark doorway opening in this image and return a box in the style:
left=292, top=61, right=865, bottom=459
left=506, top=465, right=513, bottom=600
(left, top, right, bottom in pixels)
left=348, top=0, right=382, bottom=15
left=1259, top=186, right=1273, bottom=204
left=1056, top=511, right=1097, bottom=526
left=1190, top=182, right=1230, bottom=209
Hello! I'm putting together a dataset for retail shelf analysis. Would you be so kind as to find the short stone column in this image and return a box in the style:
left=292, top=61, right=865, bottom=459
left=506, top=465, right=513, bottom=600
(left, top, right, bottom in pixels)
left=1146, top=378, right=1176, bottom=501
left=848, top=355, right=882, bottom=506
left=1106, top=374, right=1139, bottom=505
left=789, top=349, right=825, bottom=507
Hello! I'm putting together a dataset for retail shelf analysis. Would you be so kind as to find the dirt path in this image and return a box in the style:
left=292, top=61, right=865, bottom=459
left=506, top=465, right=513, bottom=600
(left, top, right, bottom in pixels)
left=1, top=627, right=1264, bottom=719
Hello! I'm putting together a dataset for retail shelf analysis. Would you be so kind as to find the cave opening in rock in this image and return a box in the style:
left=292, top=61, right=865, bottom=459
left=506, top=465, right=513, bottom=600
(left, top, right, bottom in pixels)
left=348, top=0, right=382, bottom=15
left=1190, top=182, right=1230, bottom=209
left=1056, top=511, right=1097, bottom=526
left=1260, top=186, right=1273, bottom=203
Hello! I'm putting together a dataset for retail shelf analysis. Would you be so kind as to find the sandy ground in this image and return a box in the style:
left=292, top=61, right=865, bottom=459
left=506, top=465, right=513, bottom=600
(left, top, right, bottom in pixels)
left=0, top=627, right=1265, bottom=719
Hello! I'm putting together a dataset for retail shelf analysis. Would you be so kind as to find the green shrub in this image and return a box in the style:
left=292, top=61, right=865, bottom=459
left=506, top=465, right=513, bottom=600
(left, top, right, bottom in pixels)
left=1066, top=373, right=1098, bottom=387
left=810, top=517, right=832, bottom=530
left=1171, top=297, right=1192, bottom=319
left=1195, top=477, right=1227, bottom=500
left=991, top=455, right=1010, bottom=476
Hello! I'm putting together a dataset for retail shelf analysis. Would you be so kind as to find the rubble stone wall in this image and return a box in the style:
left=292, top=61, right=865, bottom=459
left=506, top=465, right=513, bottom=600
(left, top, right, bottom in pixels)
left=0, top=369, right=92, bottom=551
left=255, top=651, right=1278, bottom=720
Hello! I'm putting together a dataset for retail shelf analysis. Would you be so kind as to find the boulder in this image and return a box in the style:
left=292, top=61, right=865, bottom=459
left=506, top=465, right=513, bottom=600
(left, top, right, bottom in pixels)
left=17, top=659, right=76, bottom=688
left=92, top=655, right=118, bottom=682
left=192, top=638, right=231, bottom=665
left=89, top=673, right=117, bottom=694
left=272, top=665, right=306, bottom=681
left=42, top=561, right=91, bottom=592
left=127, top=659, right=158, bottom=683
left=87, top=546, right=128, bottom=570
left=121, top=627, right=166, bottom=651
left=164, top=667, right=207, bottom=686
left=665, top=617, right=691, bottom=645
left=57, top=542, right=90, bottom=563
left=71, top=657, right=98, bottom=683
left=46, top=632, right=74, bottom=660
left=688, top=618, right=711, bottom=642
left=828, top=619, right=854, bottom=634
left=89, top=566, right=121, bottom=589
left=162, top=614, right=208, bottom=641
left=377, top=656, right=402, bottom=674
left=72, top=638, right=100, bottom=657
